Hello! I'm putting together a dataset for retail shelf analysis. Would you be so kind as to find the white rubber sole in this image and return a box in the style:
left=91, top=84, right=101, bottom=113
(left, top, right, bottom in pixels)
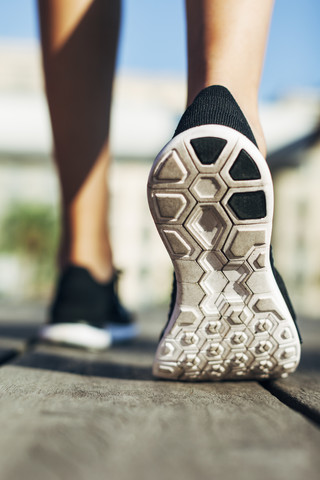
left=148, top=125, right=301, bottom=381
left=39, top=322, right=138, bottom=351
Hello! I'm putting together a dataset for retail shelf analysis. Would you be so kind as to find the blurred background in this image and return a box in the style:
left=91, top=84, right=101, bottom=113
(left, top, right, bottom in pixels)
left=0, top=0, right=319, bottom=318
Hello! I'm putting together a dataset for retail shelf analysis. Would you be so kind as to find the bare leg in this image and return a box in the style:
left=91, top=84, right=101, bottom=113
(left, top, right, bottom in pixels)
left=38, top=0, right=120, bottom=282
left=186, top=0, right=275, bottom=156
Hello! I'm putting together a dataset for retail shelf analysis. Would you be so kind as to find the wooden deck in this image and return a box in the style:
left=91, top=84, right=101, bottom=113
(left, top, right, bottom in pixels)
left=0, top=303, right=319, bottom=480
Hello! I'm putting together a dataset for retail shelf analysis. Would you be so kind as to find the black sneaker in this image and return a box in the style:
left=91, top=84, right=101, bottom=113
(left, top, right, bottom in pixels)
left=39, top=266, right=138, bottom=350
left=147, top=85, right=301, bottom=381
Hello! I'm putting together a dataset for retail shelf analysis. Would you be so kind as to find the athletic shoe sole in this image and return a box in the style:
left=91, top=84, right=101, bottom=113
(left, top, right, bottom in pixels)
left=39, top=322, right=138, bottom=351
left=148, top=125, right=301, bottom=381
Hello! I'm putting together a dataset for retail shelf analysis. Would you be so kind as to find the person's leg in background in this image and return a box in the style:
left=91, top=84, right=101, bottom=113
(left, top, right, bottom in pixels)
left=149, top=0, right=301, bottom=380
left=38, top=0, right=137, bottom=349
left=38, top=0, right=117, bottom=282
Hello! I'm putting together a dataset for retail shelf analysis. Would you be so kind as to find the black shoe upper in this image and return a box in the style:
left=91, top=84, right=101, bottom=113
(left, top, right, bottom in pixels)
left=50, top=266, right=133, bottom=329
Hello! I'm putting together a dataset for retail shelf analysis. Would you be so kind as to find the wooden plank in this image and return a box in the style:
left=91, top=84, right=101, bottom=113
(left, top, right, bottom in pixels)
left=0, top=341, right=26, bottom=364
left=265, top=372, right=320, bottom=424
left=0, top=361, right=319, bottom=480
left=0, top=308, right=319, bottom=480
left=264, top=318, right=320, bottom=423
left=0, top=301, right=45, bottom=364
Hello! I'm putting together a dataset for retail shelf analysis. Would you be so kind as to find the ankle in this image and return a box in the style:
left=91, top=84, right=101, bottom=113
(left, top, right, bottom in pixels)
left=244, top=113, right=267, bottom=158
left=59, top=244, right=114, bottom=283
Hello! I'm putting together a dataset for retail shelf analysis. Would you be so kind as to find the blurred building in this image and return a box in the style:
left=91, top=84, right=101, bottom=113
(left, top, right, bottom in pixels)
left=0, top=40, right=319, bottom=316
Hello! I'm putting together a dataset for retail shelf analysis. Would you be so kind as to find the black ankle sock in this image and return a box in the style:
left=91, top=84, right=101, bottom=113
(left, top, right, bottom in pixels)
left=174, top=85, right=257, bottom=147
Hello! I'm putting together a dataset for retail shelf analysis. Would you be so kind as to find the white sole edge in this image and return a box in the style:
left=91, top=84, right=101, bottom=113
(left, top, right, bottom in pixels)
left=39, top=323, right=138, bottom=351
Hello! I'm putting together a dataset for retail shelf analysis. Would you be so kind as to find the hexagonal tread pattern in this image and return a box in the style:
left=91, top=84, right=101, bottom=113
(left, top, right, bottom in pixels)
left=148, top=125, right=300, bottom=381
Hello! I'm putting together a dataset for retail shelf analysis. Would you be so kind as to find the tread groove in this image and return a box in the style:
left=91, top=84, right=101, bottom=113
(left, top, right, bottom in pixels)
left=191, top=137, right=227, bottom=165
left=228, top=191, right=267, bottom=220
left=229, top=149, right=261, bottom=180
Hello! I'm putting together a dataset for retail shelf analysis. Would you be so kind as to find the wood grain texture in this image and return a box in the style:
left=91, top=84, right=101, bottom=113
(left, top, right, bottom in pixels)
left=265, top=372, right=320, bottom=423
left=0, top=309, right=318, bottom=480
left=1, top=362, right=320, bottom=480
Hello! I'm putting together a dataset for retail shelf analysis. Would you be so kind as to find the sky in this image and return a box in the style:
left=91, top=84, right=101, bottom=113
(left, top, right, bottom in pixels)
left=0, top=0, right=319, bottom=100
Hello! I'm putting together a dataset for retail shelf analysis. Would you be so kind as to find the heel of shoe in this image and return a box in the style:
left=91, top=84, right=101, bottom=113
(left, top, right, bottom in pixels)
left=149, top=125, right=301, bottom=381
